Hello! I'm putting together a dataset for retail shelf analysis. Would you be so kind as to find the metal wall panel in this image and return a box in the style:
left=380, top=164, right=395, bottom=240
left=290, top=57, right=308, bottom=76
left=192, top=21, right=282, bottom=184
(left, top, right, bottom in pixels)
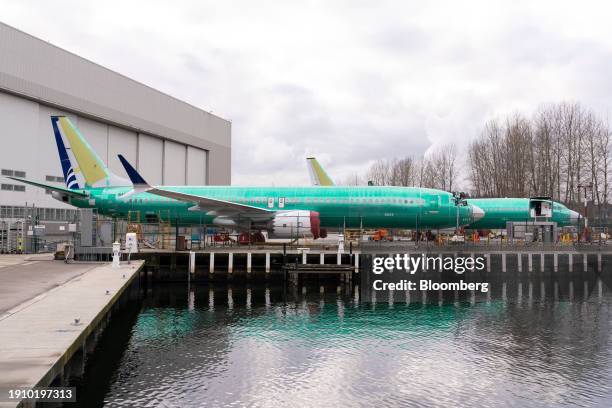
left=0, top=92, right=75, bottom=208
left=186, top=146, right=207, bottom=185
left=108, top=125, right=137, bottom=176
left=208, top=145, right=231, bottom=185
left=163, top=141, right=186, bottom=185
left=0, top=22, right=231, bottom=185
left=0, top=92, right=39, bottom=206
left=137, top=134, right=163, bottom=185
left=79, top=209, right=93, bottom=247
left=0, top=93, right=75, bottom=208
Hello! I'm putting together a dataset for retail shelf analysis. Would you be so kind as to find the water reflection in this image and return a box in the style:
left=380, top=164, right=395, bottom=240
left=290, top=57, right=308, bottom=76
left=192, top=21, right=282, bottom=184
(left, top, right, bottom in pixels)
left=71, top=273, right=612, bottom=407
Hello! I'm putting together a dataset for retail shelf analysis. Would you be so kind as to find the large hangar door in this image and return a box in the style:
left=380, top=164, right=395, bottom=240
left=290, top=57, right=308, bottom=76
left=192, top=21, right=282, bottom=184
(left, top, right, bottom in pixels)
left=108, top=126, right=137, bottom=176
left=187, top=146, right=207, bottom=185
left=138, top=134, right=163, bottom=185
left=163, top=140, right=186, bottom=185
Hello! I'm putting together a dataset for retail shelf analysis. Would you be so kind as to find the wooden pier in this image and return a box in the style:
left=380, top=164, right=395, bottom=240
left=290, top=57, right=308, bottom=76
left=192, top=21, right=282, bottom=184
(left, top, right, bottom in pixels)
left=129, top=249, right=361, bottom=282
left=69, top=244, right=612, bottom=282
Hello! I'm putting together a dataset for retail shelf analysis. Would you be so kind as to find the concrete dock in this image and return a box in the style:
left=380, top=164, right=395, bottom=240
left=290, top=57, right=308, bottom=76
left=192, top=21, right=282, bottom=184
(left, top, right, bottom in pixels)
left=0, top=254, right=113, bottom=315
left=0, top=259, right=144, bottom=408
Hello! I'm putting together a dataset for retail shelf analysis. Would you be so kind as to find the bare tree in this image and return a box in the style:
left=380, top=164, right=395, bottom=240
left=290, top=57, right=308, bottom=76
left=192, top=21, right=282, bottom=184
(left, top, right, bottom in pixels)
left=338, top=172, right=363, bottom=186
left=366, top=159, right=392, bottom=186
left=350, top=102, right=611, bottom=221
left=424, top=144, right=458, bottom=191
left=467, top=101, right=612, bottom=216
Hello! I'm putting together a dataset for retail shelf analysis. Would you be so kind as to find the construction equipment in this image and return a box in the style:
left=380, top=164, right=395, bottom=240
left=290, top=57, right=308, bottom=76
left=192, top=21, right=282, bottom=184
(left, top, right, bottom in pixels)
left=372, top=228, right=393, bottom=242
left=343, top=228, right=362, bottom=243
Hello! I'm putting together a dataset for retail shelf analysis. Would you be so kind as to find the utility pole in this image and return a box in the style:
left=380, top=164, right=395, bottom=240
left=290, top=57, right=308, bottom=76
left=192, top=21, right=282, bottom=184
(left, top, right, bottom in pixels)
left=577, top=182, right=593, bottom=242
left=452, top=192, right=467, bottom=235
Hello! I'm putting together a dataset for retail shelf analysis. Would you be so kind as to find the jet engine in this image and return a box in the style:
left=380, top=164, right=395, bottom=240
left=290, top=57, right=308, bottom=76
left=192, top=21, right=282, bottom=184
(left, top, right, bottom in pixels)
left=268, top=210, right=322, bottom=239
left=51, top=191, right=71, bottom=203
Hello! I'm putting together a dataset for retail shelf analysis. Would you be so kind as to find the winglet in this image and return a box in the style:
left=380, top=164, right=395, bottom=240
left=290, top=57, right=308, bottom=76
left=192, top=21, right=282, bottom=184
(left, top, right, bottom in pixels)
left=118, top=154, right=149, bottom=186
left=117, top=155, right=150, bottom=200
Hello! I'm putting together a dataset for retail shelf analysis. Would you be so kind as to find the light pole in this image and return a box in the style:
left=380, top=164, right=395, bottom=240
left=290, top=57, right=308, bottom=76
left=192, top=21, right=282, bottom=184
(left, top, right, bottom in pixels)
left=452, top=192, right=467, bottom=236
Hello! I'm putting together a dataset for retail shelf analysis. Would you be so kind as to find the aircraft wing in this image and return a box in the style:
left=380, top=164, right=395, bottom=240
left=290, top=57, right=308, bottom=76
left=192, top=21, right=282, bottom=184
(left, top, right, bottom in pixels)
left=147, top=187, right=273, bottom=217
left=117, top=155, right=273, bottom=219
left=7, top=177, right=89, bottom=198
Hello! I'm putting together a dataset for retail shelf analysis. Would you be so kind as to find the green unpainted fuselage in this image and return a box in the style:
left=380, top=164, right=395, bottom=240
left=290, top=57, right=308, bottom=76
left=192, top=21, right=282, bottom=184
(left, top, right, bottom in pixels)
left=466, top=198, right=577, bottom=229
left=303, top=157, right=579, bottom=230
left=65, top=185, right=477, bottom=229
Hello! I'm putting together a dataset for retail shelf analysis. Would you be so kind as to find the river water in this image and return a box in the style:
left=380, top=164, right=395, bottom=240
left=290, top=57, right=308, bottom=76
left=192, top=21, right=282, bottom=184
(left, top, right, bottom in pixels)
left=69, top=274, right=612, bottom=407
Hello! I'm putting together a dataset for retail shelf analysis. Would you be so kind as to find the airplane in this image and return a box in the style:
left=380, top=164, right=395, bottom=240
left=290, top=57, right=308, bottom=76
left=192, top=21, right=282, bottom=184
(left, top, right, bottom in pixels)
left=305, top=157, right=580, bottom=228
left=465, top=197, right=579, bottom=229
left=6, top=116, right=485, bottom=240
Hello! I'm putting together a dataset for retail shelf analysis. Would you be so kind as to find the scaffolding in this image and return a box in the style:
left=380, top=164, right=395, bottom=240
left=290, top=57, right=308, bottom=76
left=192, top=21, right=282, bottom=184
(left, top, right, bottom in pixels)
left=159, top=210, right=172, bottom=249
left=343, top=228, right=363, bottom=243
left=0, top=220, right=25, bottom=253
left=127, top=210, right=142, bottom=240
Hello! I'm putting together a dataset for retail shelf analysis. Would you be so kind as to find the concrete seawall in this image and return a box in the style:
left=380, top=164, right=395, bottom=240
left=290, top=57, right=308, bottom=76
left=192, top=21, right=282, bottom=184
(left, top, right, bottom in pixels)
left=0, top=260, right=144, bottom=408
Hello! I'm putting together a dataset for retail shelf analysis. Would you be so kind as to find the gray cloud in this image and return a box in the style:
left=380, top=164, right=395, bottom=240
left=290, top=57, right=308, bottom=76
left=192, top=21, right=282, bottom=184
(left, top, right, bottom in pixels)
left=3, top=0, right=612, bottom=185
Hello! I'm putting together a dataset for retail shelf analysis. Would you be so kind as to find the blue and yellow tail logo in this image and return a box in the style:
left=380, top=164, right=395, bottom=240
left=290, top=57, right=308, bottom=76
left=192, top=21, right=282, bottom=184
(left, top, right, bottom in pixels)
left=50, top=116, right=130, bottom=188
left=51, top=117, right=81, bottom=189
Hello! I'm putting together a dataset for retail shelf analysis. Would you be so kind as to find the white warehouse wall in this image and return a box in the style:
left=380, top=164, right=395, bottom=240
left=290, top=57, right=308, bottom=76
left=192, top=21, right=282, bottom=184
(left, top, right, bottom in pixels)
left=137, top=134, right=163, bottom=185
left=187, top=146, right=207, bottom=185
left=108, top=126, right=137, bottom=176
left=163, top=140, right=186, bottom=185
left=0, top=21, right=231, bottom=197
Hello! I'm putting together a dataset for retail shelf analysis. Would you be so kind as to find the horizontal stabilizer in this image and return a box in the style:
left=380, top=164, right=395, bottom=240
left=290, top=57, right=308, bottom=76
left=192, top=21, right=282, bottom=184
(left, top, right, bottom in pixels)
left=7, top=177, right=89, bottom=197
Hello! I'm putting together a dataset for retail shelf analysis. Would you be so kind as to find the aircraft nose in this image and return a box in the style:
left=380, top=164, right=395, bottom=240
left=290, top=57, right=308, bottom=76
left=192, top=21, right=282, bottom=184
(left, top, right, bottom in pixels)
left=472, top=205, right=485, bottom=221
left=570, top=210, right=580, bottom=224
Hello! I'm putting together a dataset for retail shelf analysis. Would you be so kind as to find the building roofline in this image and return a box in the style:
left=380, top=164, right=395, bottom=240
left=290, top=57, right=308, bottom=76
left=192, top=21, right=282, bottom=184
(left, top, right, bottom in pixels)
left=0, top=21, right=231, bottom=124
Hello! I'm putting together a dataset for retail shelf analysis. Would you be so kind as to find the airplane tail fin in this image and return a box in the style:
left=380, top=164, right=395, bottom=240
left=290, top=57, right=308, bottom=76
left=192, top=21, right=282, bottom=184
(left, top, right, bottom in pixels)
left=51, top=117, right=82, bottom=190
left=306, top=157, right=335, bottom=186
left=50, top=116, right=131, bottom=188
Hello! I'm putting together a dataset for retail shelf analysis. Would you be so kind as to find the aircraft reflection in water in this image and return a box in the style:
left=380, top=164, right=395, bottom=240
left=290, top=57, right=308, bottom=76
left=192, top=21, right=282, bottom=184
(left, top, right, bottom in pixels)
left=70, top=276, right=612, bottom=408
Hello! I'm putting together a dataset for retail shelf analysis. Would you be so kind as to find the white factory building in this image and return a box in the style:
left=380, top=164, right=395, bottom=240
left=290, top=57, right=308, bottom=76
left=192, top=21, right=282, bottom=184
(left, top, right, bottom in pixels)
left=0, top=22, right=231, bottom=221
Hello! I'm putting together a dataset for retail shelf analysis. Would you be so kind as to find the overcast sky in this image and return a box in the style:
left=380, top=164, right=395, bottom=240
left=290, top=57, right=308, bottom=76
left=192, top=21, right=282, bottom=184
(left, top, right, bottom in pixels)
left=3, top=0, right=612, bottom=186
